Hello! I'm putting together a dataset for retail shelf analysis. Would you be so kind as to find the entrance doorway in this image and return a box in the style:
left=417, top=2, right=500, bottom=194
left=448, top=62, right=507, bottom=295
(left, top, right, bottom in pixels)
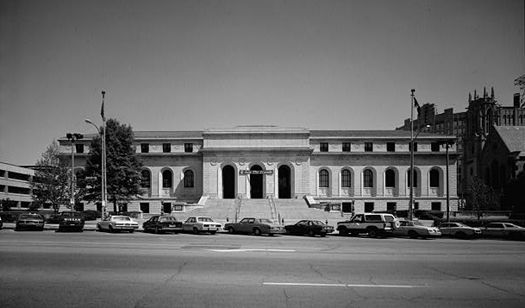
left=250, top=165, right=263, bottom=199
left=222, top=165, right=235, bottom=199
left=278, top=165, right=291, bottom=199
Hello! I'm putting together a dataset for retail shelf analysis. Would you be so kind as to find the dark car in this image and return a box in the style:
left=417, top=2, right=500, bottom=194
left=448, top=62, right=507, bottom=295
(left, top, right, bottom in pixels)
left=58, top=211, right=85, bottom=232
left=143, top=215, right=182, bottom=234
left=0, top=215, right=3, bottom=230
left=15, top=213, right=45, bottom=231
left=285, top=220, right=334, bottom=237
left=483, top=222, right=525, bottom=240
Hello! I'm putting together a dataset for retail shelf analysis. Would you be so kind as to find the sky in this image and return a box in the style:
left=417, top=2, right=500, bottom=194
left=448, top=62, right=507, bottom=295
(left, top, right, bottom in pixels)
left=1, top=0, right=524, bottom=166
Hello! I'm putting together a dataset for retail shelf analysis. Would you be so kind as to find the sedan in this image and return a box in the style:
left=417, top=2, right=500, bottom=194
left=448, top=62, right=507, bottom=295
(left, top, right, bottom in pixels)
left=143, top=215, right=182, bottom=234
left=439, top=222, right=482, bottom=239
left=224, top=217, right=285, bottom=236
left=15, top=213, right=45, bottom=231
left=393, top=220, right=441, bottom=239
left=483, top=222, right=525, bottom=240
left=285, top=220, right=334, bottom=237
left=97, top=215, right=139, bottom=233
left=182, top=216, right=221, bottom=234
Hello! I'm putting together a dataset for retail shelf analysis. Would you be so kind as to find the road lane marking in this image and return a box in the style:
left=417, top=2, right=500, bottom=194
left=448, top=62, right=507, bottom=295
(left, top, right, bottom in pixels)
left=210, top=248, right=296, bottom=252
left=263, top=282, right=424, bottom=288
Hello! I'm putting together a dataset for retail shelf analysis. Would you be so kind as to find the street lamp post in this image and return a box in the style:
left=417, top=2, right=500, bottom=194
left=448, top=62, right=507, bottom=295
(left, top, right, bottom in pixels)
left=85, top=91, right=107, bottom=218
left=439, top=139, right=454, bottom=223
left=66, top=133, right=83, bottom=209
left=409, top=124, right=430, bottom=221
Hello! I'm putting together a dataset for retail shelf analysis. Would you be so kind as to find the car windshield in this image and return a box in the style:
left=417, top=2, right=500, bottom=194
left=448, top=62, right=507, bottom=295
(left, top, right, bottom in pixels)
left=198, top=217, right=213, bottom=222
left=112, top=216, right=131, bottom=221
left=311, top=220, right=324, bottom=225
left=160, top=217, right=177, bottom=222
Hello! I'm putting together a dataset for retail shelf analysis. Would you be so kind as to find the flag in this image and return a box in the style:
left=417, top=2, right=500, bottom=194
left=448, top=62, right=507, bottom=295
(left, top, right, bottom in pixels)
left=414, top=97, right=421, bottom=116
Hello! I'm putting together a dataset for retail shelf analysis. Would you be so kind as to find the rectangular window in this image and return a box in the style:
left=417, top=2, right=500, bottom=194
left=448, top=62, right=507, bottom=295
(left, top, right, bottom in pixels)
left=140, top=202, right=150, bottom=214
left=431, top=142, right=440, bottom=152
left=386, top=142, right=395, bottom=152
left=364, top=202, right=374, bottom=212
left=365, top=142, right=373, bottom=152
left=75, top=144, right=84, bottom=154
left=184, top=143, right=193, bottom=153
left=163, top=143, right=171, bottom=153
left=431, top=202, right=441, bottom=211
left=342, top=142, right=351, bottom=152
left=141, top=143, right=149, bottom=153
left=7, top=172, right=30, bottom=181
left=0, top=185, right=5, bottom=192
left=320, top=143, right=329, bottom=152
left=387, top=202, right=397, bottom=212
left=414, top=202, right=419, bottom=210
left=0, top=170, right=5, bottom=177
left=7, top=186, right=31, bottom=194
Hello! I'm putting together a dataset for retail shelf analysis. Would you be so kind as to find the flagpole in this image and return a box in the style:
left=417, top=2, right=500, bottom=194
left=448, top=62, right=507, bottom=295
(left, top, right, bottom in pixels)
left=409, top=89, right=415, bottom=221
left=101, top=91, right=107, bottom=218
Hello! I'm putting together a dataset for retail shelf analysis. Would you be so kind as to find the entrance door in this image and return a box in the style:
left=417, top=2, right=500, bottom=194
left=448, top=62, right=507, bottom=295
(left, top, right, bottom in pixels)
left=250, top=165, right=263, bottom=199
left=278, top=165, right=291, bottom=199
left=222, top=165, right=235, bottom=199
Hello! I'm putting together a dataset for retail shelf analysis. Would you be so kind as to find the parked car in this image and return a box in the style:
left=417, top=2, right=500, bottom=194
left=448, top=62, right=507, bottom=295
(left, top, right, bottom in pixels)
left=143, top=215, right=182, bottom=234
left=393, top=220, right=441, bottom=239
left=97, top=215, right=139, bottom=233
left=439, top=222, right=482, bottom=239
left=182, top=216, right=221, bottom=234
left=483, top=222, right=525, bottom=240
left=0, top=215, right=3, bottom=230
left=224, top=217, right=285, bottom=236
left=15, top=213, right=45, bottom=231
left=57, top=211, right=85, bottom=232
left=285, top=220, right=334, bottom=237
left=337, top=213, right=400, bottom=237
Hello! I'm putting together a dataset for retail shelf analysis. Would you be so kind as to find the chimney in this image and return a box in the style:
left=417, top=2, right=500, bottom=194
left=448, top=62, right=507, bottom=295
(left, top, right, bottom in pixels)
left=514, top=93, right=520, bottom=108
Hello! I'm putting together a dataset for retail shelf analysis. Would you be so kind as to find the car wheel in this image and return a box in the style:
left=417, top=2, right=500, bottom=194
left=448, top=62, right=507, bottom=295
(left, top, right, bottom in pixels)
left=129, top=229, right=134, bottom=233
left=154, top=226, right=160, bottom=234
left=109, top=225, right=114, bottom=233
left=97, top=224, right=102, bottom=232
left=227, top=227, right=235, bottom=234
left=338, top=227, right=349, bottom=236
left=368, top=228, right=378, bottom=238
left=408, top=230, right=419, bottom=239
left=193, top=227, right=200, bottom=234
left=320, top=232, right=326, bottom=237
left=455, top=231, right=466, bottom=239
left=210, top=231, right=216, bottom=235
left=308, top=230, right=315, bottom=237
left=253, top=228, right=261, bottom=236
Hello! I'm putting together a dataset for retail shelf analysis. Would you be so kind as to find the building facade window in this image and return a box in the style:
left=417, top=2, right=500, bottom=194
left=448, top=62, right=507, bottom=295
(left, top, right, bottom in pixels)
left=407, top=169, right=418, bottom=187
left=387, top=202, right=397, bottom=212
left=162, top=170, right=173, bottom=188
left=319, top=169, right=329, bottom=187
left=140, top=170, right=151, bottom=188
left=141, top=143, right=149, bottom=153
left=386, top=142, right=395, bottom=152
left=320, top=143, right=329, bottom=152
left=385, top=169, right=396, bottom=188
left=342, top=142, right=351, bottom=152
left=341, top=169, right=351, bottom=187
left=184, top=170, right=194, bottom=188
left=363, top=169, right=374, bottom=187
left=431, top=202, right=441, bottom=211
left=365, top=142, right=373, bottom=152
left=364, top=202, right=374, bottom=212
left=431, top=142, right=440, bottom=152
left=163, top=143, right=171, bottom=153
left=75, top=144, right=84, bottom=154
left=140, top=202, right=150, bottom=214
left=430, top=169, right=440, bottom=187
left=184, top=143, right=193, bottom=153
left=413, top=202, right=419, bottom=210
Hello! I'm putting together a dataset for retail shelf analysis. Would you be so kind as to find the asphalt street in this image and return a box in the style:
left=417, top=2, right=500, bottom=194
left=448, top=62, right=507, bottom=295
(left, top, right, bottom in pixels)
left=1, top=230, right=524, bottom=308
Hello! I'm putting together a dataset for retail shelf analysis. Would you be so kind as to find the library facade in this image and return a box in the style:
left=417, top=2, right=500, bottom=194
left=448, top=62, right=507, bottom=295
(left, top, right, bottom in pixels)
left=61, top=126, right=459, bottom=215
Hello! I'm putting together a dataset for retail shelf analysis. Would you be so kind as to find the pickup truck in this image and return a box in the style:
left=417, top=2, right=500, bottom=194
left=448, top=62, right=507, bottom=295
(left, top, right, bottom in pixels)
left=337, top=213, right=400, bottom=238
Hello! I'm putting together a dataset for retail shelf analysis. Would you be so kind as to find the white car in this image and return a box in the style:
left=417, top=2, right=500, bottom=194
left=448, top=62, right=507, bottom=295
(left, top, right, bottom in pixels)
left=439, top=222, right=482, bottom=239
left=97, top=215, right=139, bottom=233
left=182, top=216, right=222, bottom=234
left=393, top=220, right=441, bottom=239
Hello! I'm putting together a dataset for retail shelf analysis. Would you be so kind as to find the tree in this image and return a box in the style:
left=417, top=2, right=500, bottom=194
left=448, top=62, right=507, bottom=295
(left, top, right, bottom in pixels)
left=81, top=118, right=143, bottom=213
left=503, top=170, right=525, bottom=216
left=31, top=141, right=72, bottom=213
left=469, top=176, right=500, bottom=220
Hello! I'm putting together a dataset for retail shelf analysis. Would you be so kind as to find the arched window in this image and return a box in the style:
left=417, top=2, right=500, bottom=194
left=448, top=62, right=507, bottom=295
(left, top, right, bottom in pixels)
left=319, top=169, right=329, bottom=187
left=385, top=169, right=395, bottom=188
left=363, top=169, right=374, bottom=188
left=141, top=170, right=151, bottom=188
left=184, top=170, right=194, bottom=188
left=162, top=169, right=173, bottom=188
left=407, top=169, right=418, bottom=187
left=341, top=169, right=351, bottom=187
left=429, top=169, right=440, bottom=188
